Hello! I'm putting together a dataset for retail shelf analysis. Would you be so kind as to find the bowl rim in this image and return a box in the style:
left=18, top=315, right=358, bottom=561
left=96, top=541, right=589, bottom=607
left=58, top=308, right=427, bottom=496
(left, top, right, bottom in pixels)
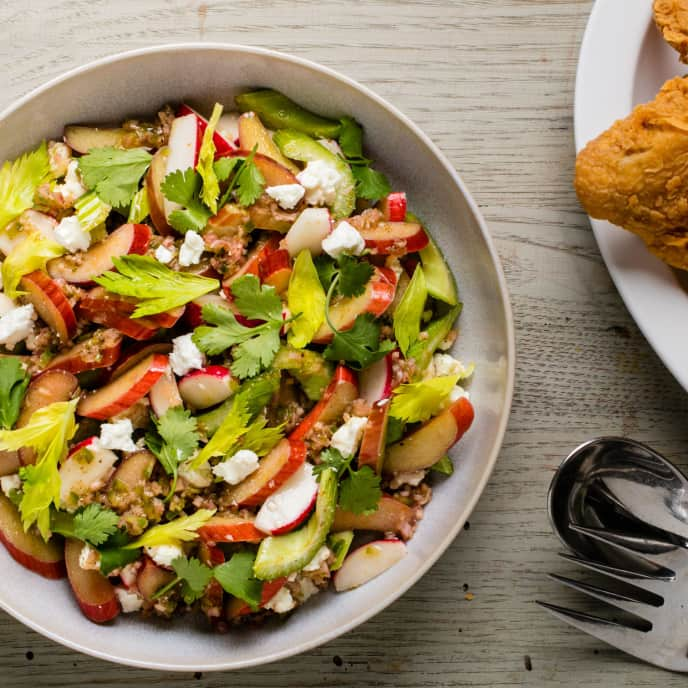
left=0, top=41, right=515, bottom=672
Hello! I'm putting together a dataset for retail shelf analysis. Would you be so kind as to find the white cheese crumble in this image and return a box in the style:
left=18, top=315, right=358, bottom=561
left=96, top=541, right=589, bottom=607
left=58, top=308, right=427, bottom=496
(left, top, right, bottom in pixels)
left=265, top=183, right=305, bottom=210
left=169, top=333, right=205, bottom=376
left=54, top=215, right=91, bottom=252
left=321, top=221, right=365, bottom=260
left=212, top=449, right=260, bottom=485
left=178, top=229, right=205, bottom=267
left=263, top=586, right=296, bottom=614
left=115, top=586, right=144, bottom=613
left=389, top=470, right=426, bottom=489
left=0, top=293, right=13, bottom=316
left=303, top=545, right=331, bottom=572
left=154, top=243, right=176, bottom=264
left=0, top=473, right=20, bottom=498
left=97, top=418, right=137, bottom=453
left=432, top=353, right=468, bottom=378
left=296, top=576, right=319, bottom=602
left=296, top=159, right=343, bottom=207
left=78, top=543, right=101, bottom=571
left=330, top=416, right=368, bottom=457
left=145, top=544, right=184, bottom=568
left=58, top=159, right=87, bottom=203
left=0, top=304, right=35, bottom=349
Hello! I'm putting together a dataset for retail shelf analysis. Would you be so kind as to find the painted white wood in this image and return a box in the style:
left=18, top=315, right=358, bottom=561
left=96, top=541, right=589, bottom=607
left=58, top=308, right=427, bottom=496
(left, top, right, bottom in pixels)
left=3, top=0, right=688, bottom=684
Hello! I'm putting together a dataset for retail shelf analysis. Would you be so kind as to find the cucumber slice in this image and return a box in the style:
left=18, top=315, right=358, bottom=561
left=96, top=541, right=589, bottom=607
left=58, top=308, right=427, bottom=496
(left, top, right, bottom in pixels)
left=273, top=130, right=355, bottom=219
left=253, top=468, right=338, bottom=580
left=235, top=90, right=342, bottom=139
left=273, top=346, right=334, bottom=401
left=328, top=530, right=354, bottom=571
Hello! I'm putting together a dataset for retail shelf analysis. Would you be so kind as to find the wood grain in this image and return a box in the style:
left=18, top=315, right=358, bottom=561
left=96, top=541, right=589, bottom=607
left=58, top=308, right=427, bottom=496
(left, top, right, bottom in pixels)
left=3, top=0, right=688, bottom=685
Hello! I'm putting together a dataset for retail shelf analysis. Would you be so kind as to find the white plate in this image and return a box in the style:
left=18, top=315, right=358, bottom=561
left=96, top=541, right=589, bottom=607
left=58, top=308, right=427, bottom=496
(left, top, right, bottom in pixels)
left=0, top=44, right=514, bottom=671
left=576, top=0, right=688, bottom=390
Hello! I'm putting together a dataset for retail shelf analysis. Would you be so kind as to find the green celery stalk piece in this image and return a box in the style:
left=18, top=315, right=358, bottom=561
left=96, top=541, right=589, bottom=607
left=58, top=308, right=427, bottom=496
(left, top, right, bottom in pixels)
left=407, top=305, right=462, bottom=377
left=235, top=90, right=342, bottom=139
left=195, top=396, right=235, bottom=439
left=273, top=346, right=333, bottom=401
left=328, top=530, right=354, bottom=571
left=273, top=130, right=355, bottom=219
left=253, top=468, right=337, bottom=580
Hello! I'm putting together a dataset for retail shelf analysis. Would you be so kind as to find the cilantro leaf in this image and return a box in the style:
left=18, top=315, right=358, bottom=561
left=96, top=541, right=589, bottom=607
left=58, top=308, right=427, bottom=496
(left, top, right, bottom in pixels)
left=231, top=274, right=282, bottom=322
left=351, top=164, right=391, bottom=202
left=213, top=550, right=263, bottom=610
left=314, top=255, right=338, bottom=291
left=52, top=504, right=120, bottom=547
left=146, top=406, right=200, bottom=495
left=430, top=455, right=454, bottom=475
left=323, top=313, right=395, bottom=370
left=97, top=529, right=141, bottom=575
left=78, top=147, right=152, bottom=208
left=338, top=117, right=364, bottom=160
left=214, top=157, right=240, bottom=182
left=154, top=556, right=213, bottom=604
left=230, top=327, right=281, bottom=379
left=0, top=358, right=29, bottom=429
left=337, top=255, right=373, bottom=298
left=192, top=303, right=255, bottom=355
left=389, top=375, right=460, bottom=424
left=161, top=168, right=213, bottom=234
left=234, top=151, right=265, bottom=206
left=338, top=465, right=381, bottom=515
left=93, top=254, right=219, bottom=317
left=312, top=447, right=351, bottom=479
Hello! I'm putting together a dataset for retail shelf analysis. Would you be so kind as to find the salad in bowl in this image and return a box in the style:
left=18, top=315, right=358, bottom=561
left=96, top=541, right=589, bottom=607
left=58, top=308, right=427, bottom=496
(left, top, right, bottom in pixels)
left=0, top=89, right=473, bottom=627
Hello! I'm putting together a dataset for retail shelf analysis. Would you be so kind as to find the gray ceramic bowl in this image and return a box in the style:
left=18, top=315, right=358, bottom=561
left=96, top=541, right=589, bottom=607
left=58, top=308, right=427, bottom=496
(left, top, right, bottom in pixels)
left=0, top=44, right=514, bottom=671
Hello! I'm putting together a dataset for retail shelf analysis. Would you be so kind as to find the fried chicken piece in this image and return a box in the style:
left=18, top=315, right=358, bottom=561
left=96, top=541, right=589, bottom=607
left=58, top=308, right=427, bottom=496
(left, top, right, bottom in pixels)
left=574, top=75, right=688, bottom=269
left=655, top=0, right=688, bottom=63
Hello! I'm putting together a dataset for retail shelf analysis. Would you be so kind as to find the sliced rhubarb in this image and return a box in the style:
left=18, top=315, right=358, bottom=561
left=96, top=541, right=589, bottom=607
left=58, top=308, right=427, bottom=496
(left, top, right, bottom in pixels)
left=137, top=556, right=175, bottom=601
left=358, top=398, right=391, bottom=474
left=77, top=353, right=168, bottom=420
left=65, top=538, right=120, bottom=623
left=21, top=270, right=77, bottom=342
left=46, top=328, right=122, bottom=375
left=110, top=342, right=172, bottom=380
left=0, top=493, right=65, bottom=579
left=222, top=235, right=280, bottom=293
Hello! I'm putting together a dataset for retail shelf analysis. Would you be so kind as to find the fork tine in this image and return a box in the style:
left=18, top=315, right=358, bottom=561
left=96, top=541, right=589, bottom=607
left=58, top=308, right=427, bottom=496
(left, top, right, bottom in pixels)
left=558, top=552, right=674, bottom=592
left=570, top=524, right=682, bottom=572
left=548, top=573, right=661, bottom=621
left=536, top=600, right=649, bottom=655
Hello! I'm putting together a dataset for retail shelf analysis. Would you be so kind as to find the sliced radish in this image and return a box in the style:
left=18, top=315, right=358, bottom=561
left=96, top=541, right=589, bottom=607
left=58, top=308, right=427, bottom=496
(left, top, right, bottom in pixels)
left=254, top=462, right=318, bottom=535
left=149, top=365, right=183, bottom=416
left=78, top=289, right=160, bottom=341
left=358, top=353, right=393, bottom=404
left=47, top=223, right=151, bottom=284
left=334, top=538, right=406, bottom=592
left=178, top=104, right=235, bottom=156
left=60, top=440, right=119, bottom=506
left=21, top=270, right=77, bottom=342
left=283, top=207, right=332, bottom=257
left=77, top=353, right=168, bottom=420
left=163, top=114, right=200, bottom=220
left=217, top=112, right=240, bottom=144
left=178, top=365, right=238, bottom=410
left=379, top=192, right=407, bottom=222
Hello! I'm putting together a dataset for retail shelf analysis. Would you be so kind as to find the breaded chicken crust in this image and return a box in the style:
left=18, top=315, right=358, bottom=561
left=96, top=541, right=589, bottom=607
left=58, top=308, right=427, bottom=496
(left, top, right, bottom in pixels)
left=655, top=0, right=688, bottom=63
left=574, top=76, right=688, bottom=269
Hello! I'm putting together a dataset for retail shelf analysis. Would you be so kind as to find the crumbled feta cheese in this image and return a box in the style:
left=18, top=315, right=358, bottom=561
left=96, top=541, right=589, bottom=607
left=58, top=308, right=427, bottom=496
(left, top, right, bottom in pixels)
left=265, top=183, right=305, bottom=210
left=212, top=449, right=260, bottom=485
left=178, top=230, right=205, bottom=266
left=432, top=353, right=467, bottom=378
left=169, top=333, right=205, bottom=376
left=263, top=586, right=296, bottom=614
left=303, top=545, right=331, bottom=572
left=0, top=304, right=35, bottom=349
left=54, top=215, right=90, bottom=252
left=317, top=138, right=343, bottom=156
left=321, top=221, right=365, bottom=260
left=154, top=244, right=176, bottom=264
left=79, top=544, right=101, bottom=571
left=179, top=460, right=212, bottom=488
left=0, top=473, right=20, bottom=498
left=296, top=576, right=319, bottom=602
left=330, top=416, right=368, bottom=457
left=58, top=160, right=87, bottom=202
left=145, top=544, right=184, bottom=568
left=115, top=586, right=144, bottom=613
left=296, top=159, right=343, bottom=207
left=390, top=470, right=426, bottom=489
left=119, top=561, right=141, bottom=588
left=97, top=419, right=137, bottom=453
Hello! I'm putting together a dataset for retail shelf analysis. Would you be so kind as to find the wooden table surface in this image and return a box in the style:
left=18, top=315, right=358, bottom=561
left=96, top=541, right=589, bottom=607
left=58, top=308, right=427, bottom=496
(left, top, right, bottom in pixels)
left=3, top=0, right=688, bottom=685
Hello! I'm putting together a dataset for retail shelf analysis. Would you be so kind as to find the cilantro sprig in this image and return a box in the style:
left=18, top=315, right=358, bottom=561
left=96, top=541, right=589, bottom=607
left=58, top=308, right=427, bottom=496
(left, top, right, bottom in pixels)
left=145, top=406, right=200, bottom=497
left=338, top=117, right=391, bottom=202
left=314, top=447, right=381, bottom=515
left=160, top=168, right=213, bottom=234
left=216, top=147, right=265, bottom=208
left=51, top=504, right=120, bottom=547
left=0, top=358, right=29, bottom=430
left=192, top=275, right=293, bottom=379
left=78, top=147, right=152, bottom=208
left=314, top=254, right=373, bottom=298
left=153, top=556, right=214, bottom=604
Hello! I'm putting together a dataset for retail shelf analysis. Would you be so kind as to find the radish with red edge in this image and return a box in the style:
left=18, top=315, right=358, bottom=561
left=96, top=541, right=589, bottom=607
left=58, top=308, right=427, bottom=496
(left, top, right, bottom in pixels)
left=358, top=353, right=393, bottom=404
left=60, top=439, right=119, bottom=505
left=254, top=462, right=318, bottom=535
left=178, top=104, right=235, bottom=156
left=163, top=114, right=200, bottom=220
left=47, top=223, right=151, bottom=284
left=178, top=365, right=238, bottom=410
left=149, top=365, right=183, bottom=416
left=21, top=270, right=77, bottom=342
left=379, top=192, right=407, bottom=222
left=282, top=207, right=332, bottom=257
left=334, top=538, right=406, bottom=592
